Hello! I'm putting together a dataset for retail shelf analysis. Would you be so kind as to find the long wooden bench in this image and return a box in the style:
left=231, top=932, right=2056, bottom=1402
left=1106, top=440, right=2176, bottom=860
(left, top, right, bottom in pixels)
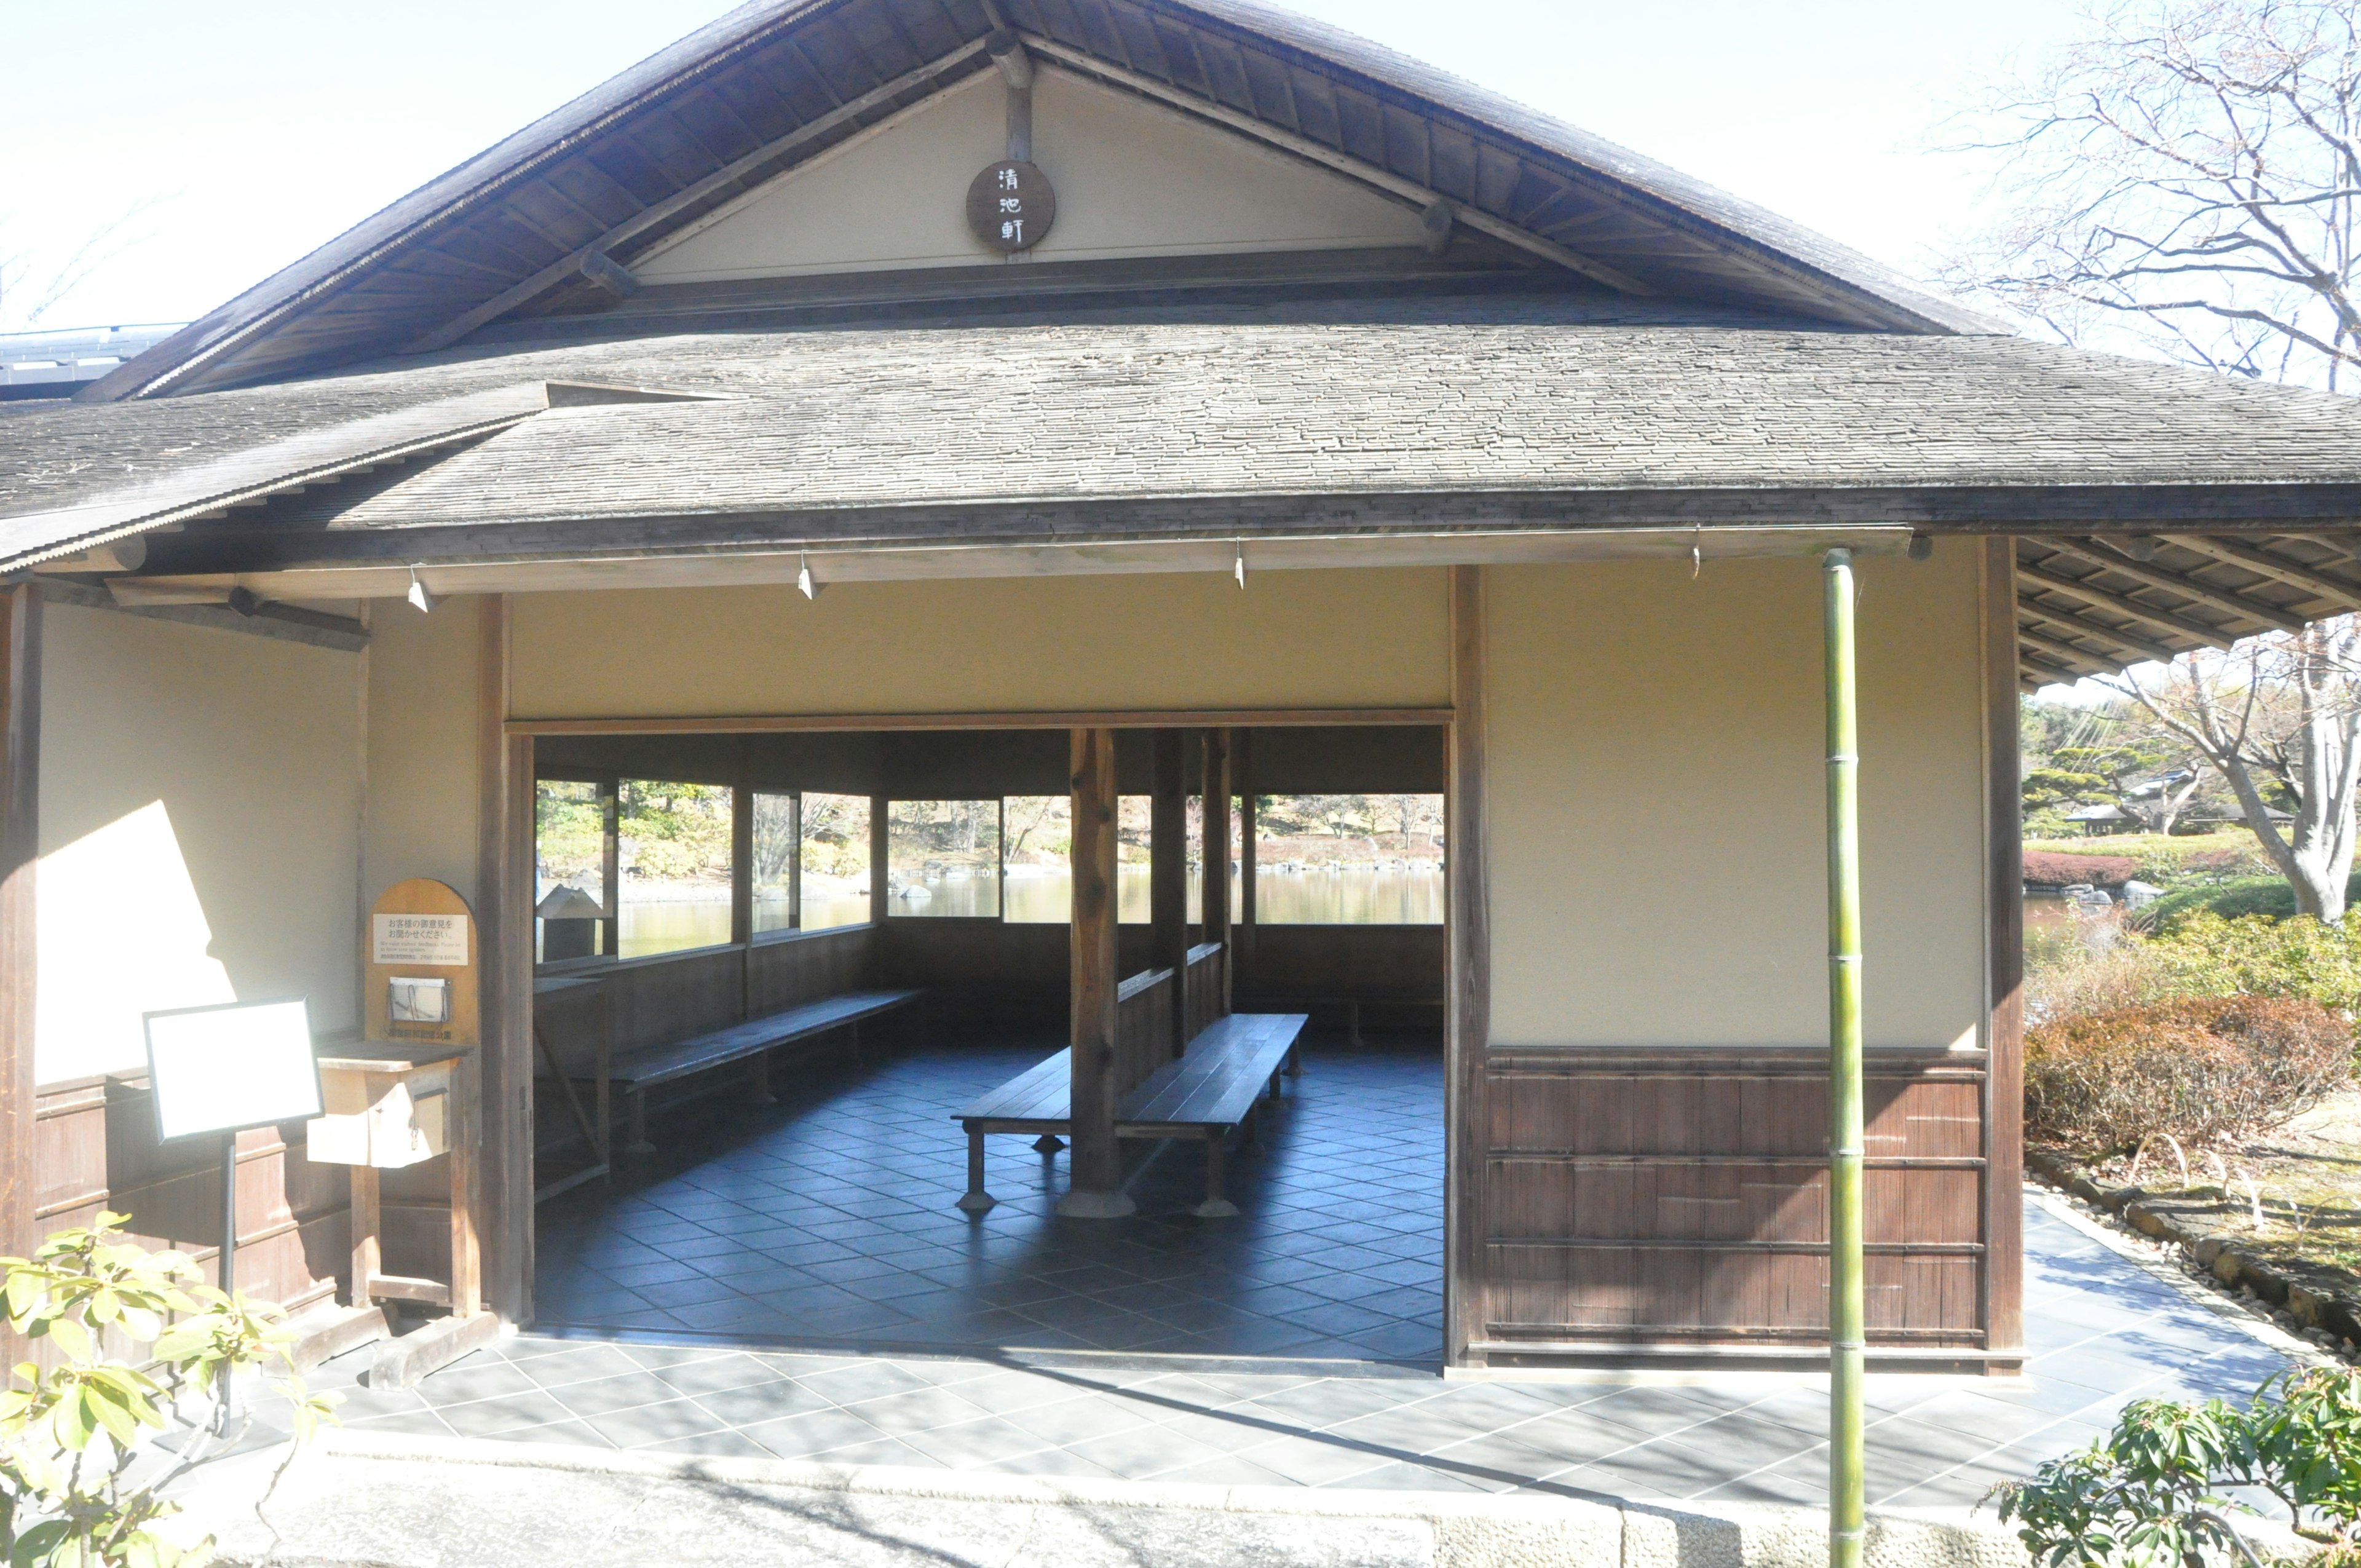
left=611, top=988, right=921, bottom=1155
left=955, top=1012, right=1307, bottom=1218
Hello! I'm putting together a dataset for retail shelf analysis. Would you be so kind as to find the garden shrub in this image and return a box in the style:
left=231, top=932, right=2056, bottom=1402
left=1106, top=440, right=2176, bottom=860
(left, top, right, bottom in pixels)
left=2146, top=911, right=2361, bottom=1015
left=2024, top=995, right=2352, bottom=1155
left=2026, top=850, right=2142, bottom=888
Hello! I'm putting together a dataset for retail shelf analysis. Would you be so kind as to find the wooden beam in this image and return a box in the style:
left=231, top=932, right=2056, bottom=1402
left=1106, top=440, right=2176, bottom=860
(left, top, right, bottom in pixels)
left=2054, top=538, right=2307, bottom=635
left=599, top=777, right=620, bottom=957
left=399, top=41, right=994, bottom=354
left=2164, top=534, right=2361, bottom=612
left=788, top=791, right=803, bottom=932
left=507, top=707, right=1453, bottom=737
left=1445, top=565, right=1489, bottom=1369
left=475, top=595, right=531, bottom=1322
left=1059, top=728, right=1132, bottom=1219
left=2015, top=622, right=2126, bottom=673
left=1982, top=539, right=2025, bottom=1358
left=1201, top=728, right=1232, bottom=1012
left=1021, top=39, right=1653, bottom=295
left=2017, top=606, right=2181, bottom=666
left=729, top=783, right=754, bottom=951
left=1150, top=731, right=1188, bottom=1054
left=0, top=585, right=37, bottom=1273
left=2014, top=558, right=2237, bottom=652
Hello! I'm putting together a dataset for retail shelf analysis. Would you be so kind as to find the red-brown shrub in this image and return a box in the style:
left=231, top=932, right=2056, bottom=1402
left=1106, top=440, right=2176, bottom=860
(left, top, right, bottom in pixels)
left=2023, top=850, right=2140, bottom=888
left=2025, top=996, right=2353, bottom=1156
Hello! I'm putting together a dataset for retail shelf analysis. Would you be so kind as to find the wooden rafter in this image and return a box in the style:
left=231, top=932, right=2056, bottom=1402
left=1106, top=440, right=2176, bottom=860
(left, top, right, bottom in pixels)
left=2163, top=534, right=2361, bottom=613
left=2015, top=622, right=2122, bottom=673
left=2015, top=556, right=2237, bottom=652
left=2017, top=606, right=2179, bottom=666
left=2052, top=538, right=2307, bottom=635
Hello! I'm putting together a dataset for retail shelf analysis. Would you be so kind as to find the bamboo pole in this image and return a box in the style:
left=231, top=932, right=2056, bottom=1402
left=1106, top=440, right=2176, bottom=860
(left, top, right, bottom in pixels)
left=1824, top=548, right=1866, bottom=1568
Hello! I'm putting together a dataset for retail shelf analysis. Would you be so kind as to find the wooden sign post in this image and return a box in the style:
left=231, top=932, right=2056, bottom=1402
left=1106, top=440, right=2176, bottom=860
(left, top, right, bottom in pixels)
left=303, top=879, right=497, bottom=1388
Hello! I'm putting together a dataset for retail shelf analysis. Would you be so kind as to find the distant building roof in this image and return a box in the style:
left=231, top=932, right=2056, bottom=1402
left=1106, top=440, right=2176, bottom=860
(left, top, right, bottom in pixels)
left=0, top=325, right=186, bottom=401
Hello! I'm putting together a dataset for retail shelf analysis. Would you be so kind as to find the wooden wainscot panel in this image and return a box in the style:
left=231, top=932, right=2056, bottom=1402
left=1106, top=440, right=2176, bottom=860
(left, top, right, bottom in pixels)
left=1470, top=1048, right=1996, bottom=1367
left=1115, top=968, right=1177, bottom=1086
left=746, top=925, right=879, bottom=1016
left=591, top=946, right=745, bottom=1054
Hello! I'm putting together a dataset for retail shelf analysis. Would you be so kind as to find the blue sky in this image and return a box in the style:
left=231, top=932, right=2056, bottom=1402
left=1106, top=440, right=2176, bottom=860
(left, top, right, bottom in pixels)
left=2, top=0, right=2084, bottom=330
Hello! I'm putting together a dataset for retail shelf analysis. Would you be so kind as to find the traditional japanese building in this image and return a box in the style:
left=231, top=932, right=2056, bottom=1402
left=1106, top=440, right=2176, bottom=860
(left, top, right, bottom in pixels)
left=8, top=0, right=2361, bottom=1379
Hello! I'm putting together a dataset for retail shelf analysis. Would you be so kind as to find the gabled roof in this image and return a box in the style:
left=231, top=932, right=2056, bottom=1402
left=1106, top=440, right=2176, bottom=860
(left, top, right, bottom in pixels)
left=77, top=0, right=1991, bottom=404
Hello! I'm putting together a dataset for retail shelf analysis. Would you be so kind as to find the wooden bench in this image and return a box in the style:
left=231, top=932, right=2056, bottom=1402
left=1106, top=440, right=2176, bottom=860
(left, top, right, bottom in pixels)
left=611, top=989, right=921, bottom=1155
left=955, top=1012, right=1307, bottom=1218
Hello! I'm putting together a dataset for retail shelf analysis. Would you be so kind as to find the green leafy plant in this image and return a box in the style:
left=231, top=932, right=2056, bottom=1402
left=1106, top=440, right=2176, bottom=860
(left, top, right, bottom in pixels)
left=0, top=1213, right=339, bottom=1567
left=1993, top=1369, right=2361, bottom=1567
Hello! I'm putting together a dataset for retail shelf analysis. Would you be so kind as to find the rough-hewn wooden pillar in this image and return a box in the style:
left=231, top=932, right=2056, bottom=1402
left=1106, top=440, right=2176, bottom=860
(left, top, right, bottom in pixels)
left=788, top=793, right=803, bottom=930
left=869, top=793, right=890, bottom=924
left=1982, top=537, right=2025, bottom=1363
left=1150, top=730, right=1188, bottom=1053
left=730, top=783, right=754, bottom=951
left=0, top=584, right=39, bottom=1269
left=1200, top=727, right=1231, bottom=1008
left=598, top=777, right=620, bottom=957
left=1061, top=727, right=1133, bottom=1218
left=1445, top=566, right=1490, bottom=1368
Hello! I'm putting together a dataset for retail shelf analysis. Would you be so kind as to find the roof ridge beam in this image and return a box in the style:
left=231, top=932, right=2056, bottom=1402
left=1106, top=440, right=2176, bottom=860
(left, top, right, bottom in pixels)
left=2050, top=537, right=2307, bottom=635
left=2161, top=533, right=2361, bottom=613
left=2015, top=556, right=2238, bottom=651
left=1020, top=36, right=1652, bottom=295
left=400, top=38, right=994, bottom=355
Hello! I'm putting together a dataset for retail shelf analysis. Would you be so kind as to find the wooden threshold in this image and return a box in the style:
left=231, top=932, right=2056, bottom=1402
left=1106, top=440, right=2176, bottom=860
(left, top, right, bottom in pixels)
left=506, top=707, right=1453, bottom=736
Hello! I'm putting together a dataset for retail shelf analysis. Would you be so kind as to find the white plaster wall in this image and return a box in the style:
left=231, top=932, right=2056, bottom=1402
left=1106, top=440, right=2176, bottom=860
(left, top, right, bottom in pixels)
left=1484, top=544, right=1988, bottom=1051
left=35, top=607, right=363, bottom=1084
left=363, top=596, right=482, bottom=913
left=634, top=65, right=1427, bottom=283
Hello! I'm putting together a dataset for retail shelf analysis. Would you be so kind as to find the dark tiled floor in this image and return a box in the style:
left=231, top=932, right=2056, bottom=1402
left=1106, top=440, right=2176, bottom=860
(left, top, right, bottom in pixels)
left=536, top=1028, right=1444, bottom=1363
left=319, top=1194, right=2306, bottom=1506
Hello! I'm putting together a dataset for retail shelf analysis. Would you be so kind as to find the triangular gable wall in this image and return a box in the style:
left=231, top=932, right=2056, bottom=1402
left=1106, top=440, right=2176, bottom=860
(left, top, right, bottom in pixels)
left=632, top=66, right=1430, bottom=285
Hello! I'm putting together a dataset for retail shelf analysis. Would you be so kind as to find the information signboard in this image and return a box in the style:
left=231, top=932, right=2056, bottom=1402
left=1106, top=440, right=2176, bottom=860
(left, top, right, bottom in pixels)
left=143, top=997, right=323, bottom=1142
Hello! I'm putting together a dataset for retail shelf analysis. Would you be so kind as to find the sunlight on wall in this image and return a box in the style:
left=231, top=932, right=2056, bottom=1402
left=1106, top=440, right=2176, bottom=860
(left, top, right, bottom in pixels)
left=35, top=801, right=235, bottom=1084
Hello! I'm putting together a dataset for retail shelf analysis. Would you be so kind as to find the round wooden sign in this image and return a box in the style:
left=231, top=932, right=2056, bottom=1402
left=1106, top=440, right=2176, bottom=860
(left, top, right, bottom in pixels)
left=967, top=160, right=1056, bottom=252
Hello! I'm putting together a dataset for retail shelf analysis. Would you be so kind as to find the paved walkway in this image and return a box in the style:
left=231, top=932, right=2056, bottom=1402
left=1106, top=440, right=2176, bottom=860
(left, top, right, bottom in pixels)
left=312, top=1194, right=2300, bottom=1510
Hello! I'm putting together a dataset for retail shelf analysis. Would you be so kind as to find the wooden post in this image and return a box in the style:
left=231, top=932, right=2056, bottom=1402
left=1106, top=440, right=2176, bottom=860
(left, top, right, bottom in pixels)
left=869, top=793, right=890, bottom=925
left=475, top=596, right=532, bottom=1323
left=1059, top=727, right=1133, bottom=1218
left=788, top=792, right=803, bottom=930
left=0, top=585, right=39, bottom=1272
left=1150, top=730, right=1188, bottom=1052
left=1235, top=729, right=1256, bottom=1004
left=599, top=777, right=620, bottom=957
left=1201, top=727, right=1231, bottom=1011
left=1445, top=566, right=1490, bottom=1369
left=730, top=784, right=754, bottom=952
left=1982, top=537, right=2027, bottom=1363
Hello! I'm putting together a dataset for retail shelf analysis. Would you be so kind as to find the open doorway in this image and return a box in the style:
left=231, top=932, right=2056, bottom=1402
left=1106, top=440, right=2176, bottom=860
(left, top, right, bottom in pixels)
left=526, top=723, right=1446, bottom=1365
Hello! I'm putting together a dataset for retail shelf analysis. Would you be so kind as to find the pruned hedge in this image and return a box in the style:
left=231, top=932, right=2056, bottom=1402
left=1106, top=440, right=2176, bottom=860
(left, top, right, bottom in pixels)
left=2024, top=850, right=2140, bottom=888
left=2025, top=996, right=2354, bottom=1156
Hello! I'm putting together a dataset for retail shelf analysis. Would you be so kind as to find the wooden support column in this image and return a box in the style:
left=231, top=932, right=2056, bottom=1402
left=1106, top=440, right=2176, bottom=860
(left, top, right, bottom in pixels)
left=1982, top=538, right=2026, bottom=1361
left=1235, top=729, right=1257, bottom=1002
left=1201, top=727, right=1232, bottom=1012
left=598, top=777, right=620, bottom=957
left=869, top=794, right=890, bottom=925
left=788, top=793, right=803, bottom=930
left=1059, top=727, right=1133, bottom=1218
left=730, top=783, right=754, bottom=951
left=1150, top=730, right=1188, bottom=1053
left=476, top=596, right=531, bottom=1323
left=0, top=584, right=38, bottom=1270
left=1445, top=566, right=1490, bottom=1368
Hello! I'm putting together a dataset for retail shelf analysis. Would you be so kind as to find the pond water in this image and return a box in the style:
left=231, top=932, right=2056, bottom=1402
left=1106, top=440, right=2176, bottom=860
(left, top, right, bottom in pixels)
left=607, top=866, right=1444, bottom=957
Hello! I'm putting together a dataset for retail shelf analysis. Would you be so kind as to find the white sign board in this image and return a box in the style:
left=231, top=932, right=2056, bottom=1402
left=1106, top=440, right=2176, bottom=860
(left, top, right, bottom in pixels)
left=143, top=998, right=323, bottom=1142
left=372, top=913, right=469, bottom=967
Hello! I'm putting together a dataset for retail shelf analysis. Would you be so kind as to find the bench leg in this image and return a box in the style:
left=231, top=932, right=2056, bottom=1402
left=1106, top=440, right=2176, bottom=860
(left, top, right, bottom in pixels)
left=749, top=1049, right=776, bottom=1106
left=957, top=1127, right=997, bottom=1214
left=623, top=1090, right=655, bottom=1157
left=1192, top=1130, right=1239, bottom=1219
left=1285, top=1040, right=1302, bottom=1079
left=1347, top=1000, right=1362, bottom=1050
left=1032, top=1134, right=1066, bottom=1154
